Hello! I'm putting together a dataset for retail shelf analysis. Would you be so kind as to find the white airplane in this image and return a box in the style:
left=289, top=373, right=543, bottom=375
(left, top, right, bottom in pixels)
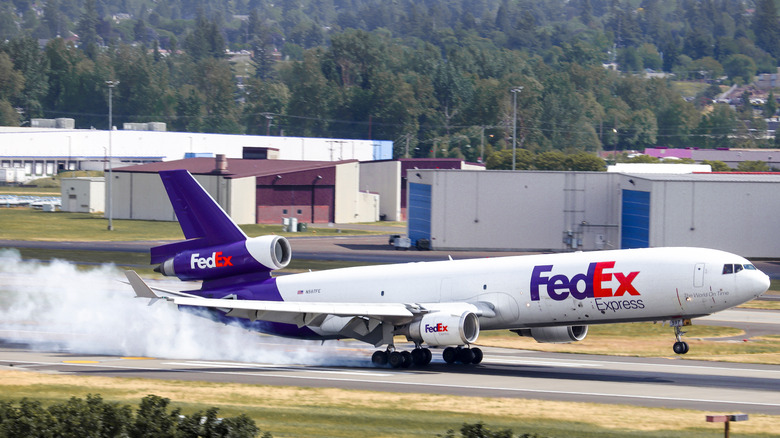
left=125, top=170, right=770, bottom=368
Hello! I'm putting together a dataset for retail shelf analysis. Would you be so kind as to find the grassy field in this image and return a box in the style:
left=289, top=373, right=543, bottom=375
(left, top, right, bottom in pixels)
left=0, top=208, right=383, bottom=241
left=0, top=370, right=778, bottom=438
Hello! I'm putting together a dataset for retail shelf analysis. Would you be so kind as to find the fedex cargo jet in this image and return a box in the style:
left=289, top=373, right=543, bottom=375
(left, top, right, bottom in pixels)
left=125, top=170, right=770, bottom=368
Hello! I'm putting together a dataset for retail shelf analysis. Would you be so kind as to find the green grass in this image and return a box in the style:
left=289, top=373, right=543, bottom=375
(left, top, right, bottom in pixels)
left=2, top=372, right=778, bottom=438
left=0, top=208, right=384, bottom=241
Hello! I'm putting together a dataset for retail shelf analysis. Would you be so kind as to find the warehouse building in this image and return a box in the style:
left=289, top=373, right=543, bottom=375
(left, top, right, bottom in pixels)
left=0, top=126, right=392, bottom=182
left=408, top=170, right=780, bottom=258
left=111, top=156, right=379, bottom=225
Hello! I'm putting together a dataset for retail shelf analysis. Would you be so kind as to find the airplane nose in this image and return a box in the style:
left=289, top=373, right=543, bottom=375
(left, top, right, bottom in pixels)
left=753, top=272, right=771, bottom=297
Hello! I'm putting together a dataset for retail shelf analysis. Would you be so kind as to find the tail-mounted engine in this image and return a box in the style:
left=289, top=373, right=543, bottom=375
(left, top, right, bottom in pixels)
left=512, top=325, right=588, bottom=343
left=405, top=310, right=480, bottom=346
left=156, top=235, right=291, bottom=281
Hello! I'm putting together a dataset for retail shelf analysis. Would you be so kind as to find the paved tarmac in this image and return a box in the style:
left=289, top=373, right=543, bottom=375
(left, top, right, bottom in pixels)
left=1, top=337, right=779, bottom=414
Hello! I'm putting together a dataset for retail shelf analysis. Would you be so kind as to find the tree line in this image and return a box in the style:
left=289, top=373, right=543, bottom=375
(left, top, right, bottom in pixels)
left=2, top=1, right=780, bottom=164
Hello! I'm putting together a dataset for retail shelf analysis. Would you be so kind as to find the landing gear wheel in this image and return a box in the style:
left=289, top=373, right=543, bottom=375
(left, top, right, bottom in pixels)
left=457, top=347, right=475, bottom=364
left=422, top=348, right=433, bottom=365
left=401, top=351, right=413, bottom=368
left=411, top=349, right=426, bottom=366
left=371, top=350, right=388, bottom=366
left=672, top=322, right=690, bottom=355
left=673, top=341, right=689, bottom=355
left=470, top=347, right=483, bottom=364
left=388, top=351, right=404, bottom=368
left=442, top=347, right=457, bottom=364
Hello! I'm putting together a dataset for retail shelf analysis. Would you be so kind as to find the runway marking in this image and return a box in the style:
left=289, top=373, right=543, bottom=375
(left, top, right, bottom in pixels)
left=2, top=359, right=780, bottom=410
left=62, top=360, right=100, bottom=364
left=487, top=356, right=780, bottom=375
left=164, top=361, right=396, bottom=377
left=121, top=357, right=155, bottom=360
left=487, top=358, right=603, bottom=368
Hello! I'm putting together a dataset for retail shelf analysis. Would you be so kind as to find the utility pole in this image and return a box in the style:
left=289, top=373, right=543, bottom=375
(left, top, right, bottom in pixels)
left=511, top=86, right=523, bottom=170
left=105, top=80, right=119, bottom=231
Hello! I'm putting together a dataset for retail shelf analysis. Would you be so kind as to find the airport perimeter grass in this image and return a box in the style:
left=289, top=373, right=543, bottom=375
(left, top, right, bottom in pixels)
left=0, top=208, right=382, bottom=241
left=0, top=370, right=778, bottom=438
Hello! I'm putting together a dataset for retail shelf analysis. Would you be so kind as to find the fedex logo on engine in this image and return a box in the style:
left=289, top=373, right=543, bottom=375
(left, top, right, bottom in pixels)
left=530, top=261, right=640, bottom=302
left=190, top=251, right=233, bottom=270
left=425, top=323, right=448, bottom=333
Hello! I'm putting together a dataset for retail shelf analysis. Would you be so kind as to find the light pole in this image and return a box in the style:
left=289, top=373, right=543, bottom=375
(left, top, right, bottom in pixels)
left=106, top=80, right=119, bottom=231
left=511, top=86, right=523, bottom=170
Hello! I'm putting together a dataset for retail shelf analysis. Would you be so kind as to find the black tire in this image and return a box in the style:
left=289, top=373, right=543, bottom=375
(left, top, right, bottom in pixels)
left=388, top=351, right=404, bottom=368
left=411, top=349, right=425, bottom=365
left=442, top=347, right=457, bottom=364
left=401, top=351, right=413, bottom=368
left=371, top=350, right=388, bottom=366
left=471, top=347, right=483, bottom=364
left=457, top=347, right=475, bottom=364
left=673, top=341, right=688, bottom=354
left=422, top=348, right=433, bottom=365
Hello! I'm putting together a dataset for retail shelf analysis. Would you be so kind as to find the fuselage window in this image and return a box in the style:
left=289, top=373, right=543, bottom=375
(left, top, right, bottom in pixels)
left=734, top=264, right=744, bottom=273
left=745, top=264, right=757, bottom=270
left=722, top=264, right=733, bottom=274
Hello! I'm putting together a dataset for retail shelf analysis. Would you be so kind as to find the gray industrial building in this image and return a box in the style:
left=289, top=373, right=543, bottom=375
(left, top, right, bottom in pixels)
left=408, top=170, right=780, bottom=258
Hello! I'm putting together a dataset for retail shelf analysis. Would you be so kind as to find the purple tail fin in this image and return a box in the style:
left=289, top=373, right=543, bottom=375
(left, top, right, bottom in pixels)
left=151, top=170, right=247, bottom=264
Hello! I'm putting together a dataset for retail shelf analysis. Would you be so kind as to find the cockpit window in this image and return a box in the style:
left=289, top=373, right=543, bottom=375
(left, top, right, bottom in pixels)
left=723, top=264, right=749, bottom=274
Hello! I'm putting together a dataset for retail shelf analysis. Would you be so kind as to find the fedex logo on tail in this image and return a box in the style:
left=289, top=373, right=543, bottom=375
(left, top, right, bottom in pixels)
left=190, top=251, right=233, bottom=270
left=531, top=261, right=640, bottom=302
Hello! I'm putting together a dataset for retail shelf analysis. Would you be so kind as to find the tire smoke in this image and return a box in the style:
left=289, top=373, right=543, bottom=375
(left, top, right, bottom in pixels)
left=0, top=249, right=369, bottom=367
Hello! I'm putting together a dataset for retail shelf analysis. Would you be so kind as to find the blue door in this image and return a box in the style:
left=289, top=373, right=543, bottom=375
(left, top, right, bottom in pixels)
left=408, top=183, right=431, bottom=245
left=621, top=190, right=650, bottom=249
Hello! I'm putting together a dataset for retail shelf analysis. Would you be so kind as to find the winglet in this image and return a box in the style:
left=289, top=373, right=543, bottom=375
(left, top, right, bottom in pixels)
left=124, top=270, right=160, bottom=299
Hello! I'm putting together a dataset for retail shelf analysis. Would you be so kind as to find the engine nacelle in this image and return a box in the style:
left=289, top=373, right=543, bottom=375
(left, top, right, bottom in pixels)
left=156, top=235, right=291, bottom=281
left=407, top=310, right=480, bottom=346
left=512, top=325, right=588, bottom=344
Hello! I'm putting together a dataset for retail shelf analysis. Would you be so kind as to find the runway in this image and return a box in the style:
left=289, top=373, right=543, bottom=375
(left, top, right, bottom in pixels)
left=1, top=341, right=779, bottom=414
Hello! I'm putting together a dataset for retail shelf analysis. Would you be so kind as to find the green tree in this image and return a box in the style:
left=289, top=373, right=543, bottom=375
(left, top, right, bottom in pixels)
left=722, top=54, right=756, bottom=85
left=193, top=58, right=242, bottom=134
left=737, top=160, right=771, bottom=172
left=753, top=0, right=780, bottom=58
left=485, top=149, right=533, bottom=170
left=567, top=152, right=606, bottom=171
left=0, top=399, right=57, bottom=437
left=76, top=0, right=100, bottom=59
left=533, top=150, right=568, bottom=170
left=130, top=395, right=179, bottom=438
left=3, top=37, right=50, bottom=119
left=764, top=90, right=777, bottom=117
left=700, top=160, right=731, bottom=171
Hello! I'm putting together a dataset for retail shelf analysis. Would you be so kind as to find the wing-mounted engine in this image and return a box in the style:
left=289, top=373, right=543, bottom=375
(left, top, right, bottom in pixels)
left=404, top=308, right=480, bottom=346
left=512, top=325, right=588, bottom=343
left=156, top=235, right=291, bottom=281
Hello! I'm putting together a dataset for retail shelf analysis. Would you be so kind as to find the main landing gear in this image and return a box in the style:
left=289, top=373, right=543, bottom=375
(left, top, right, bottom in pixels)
left=371, top=346, right=432, bottom=368
left=443, top=346, right=483, bottom=365
left=371, top=345, right=482, bottom=368
left=672, top=321, right=690, bottom=355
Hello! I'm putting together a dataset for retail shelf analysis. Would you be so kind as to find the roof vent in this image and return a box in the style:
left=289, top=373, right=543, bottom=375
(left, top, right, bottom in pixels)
left=213, top=154, right=228, bottom=174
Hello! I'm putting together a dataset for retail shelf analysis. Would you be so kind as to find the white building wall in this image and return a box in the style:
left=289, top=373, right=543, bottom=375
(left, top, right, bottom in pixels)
left=334, top=162, right=361, bottom=223
left=111, top=172, right=255, bottom=224
left=643, top=178, right=780, bottom=257
left=359, top=161, right=401, bottom=221
left=60, top=177, right=105, bottom=213
left=418, top=170, right=621, bottom=251
left=0, top=127, right=391, bottom=182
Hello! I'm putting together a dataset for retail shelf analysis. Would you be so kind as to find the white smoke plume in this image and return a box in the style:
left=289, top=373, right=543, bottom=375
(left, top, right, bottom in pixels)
left=0, top=249, right=371, bottom=367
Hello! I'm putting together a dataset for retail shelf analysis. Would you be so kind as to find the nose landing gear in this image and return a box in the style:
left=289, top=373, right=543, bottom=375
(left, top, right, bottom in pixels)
left=671, top=319, right=690, bottom=355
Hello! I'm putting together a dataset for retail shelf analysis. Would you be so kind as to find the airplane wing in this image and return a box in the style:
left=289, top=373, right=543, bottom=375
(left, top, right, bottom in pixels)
left=124, top=270, right=416, bottom=326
